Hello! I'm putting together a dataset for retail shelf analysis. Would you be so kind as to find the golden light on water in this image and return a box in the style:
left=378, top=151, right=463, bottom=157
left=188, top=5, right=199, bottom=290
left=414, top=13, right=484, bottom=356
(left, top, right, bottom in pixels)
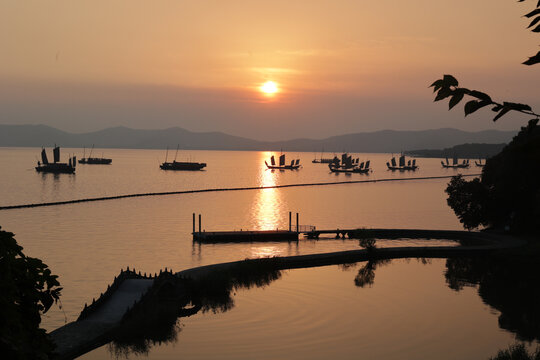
left=251, top=152, right=282, bottom=230
left=260, top=81, right=279, bottom=95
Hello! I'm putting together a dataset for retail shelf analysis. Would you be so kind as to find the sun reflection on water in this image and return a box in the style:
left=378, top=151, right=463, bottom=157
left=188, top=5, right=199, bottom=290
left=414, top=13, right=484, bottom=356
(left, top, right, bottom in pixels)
left=252, top=152, right=283, bottom=230
left=249, top=245, right=283, bottom=258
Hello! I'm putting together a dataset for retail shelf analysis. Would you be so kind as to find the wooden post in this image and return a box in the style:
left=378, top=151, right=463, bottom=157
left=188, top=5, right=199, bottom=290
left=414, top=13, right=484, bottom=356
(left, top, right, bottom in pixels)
left=289, top=211, right=292, bottom=232
left=198, top=214, right=202, bottom=233
left=193, top=213, right=195, bottom=233
left=296, top=213, right=299, bottom=232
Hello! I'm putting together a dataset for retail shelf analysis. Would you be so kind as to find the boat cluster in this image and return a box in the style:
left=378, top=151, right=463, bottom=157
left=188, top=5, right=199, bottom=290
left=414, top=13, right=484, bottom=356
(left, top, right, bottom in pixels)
left=386, top=154, right=418, bottom=171
left=35, top=146, right=483, bottom=175
left=35, top=145, right=207, bottom=174
left=36, top=145, right=112, bottom=174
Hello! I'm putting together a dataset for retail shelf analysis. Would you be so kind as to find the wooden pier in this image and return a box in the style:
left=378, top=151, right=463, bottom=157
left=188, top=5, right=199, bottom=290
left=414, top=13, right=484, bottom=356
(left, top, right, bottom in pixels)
left=191, top=213, right=485, bottom=243
left=192, top=212, right=314, bottom=243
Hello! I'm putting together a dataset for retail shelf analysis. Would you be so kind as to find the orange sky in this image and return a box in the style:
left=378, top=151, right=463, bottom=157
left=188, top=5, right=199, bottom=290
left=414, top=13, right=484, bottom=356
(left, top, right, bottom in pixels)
left=0, top=0, right=538, bottom=140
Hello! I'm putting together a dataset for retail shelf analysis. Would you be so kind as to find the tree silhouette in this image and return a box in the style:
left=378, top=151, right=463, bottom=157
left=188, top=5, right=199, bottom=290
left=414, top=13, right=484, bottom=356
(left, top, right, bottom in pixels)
left=0, top=227, right=62, bottom=359
left=430, top=1, right=540, bottom=233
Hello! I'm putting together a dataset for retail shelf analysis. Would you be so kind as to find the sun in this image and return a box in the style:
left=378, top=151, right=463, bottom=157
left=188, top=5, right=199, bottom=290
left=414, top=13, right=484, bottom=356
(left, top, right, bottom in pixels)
left=260, top=81, right=279, bottom=95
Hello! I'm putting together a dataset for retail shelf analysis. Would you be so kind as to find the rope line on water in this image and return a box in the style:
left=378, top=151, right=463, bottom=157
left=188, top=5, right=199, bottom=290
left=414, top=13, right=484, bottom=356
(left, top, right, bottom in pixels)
left=0, top=174, right=480, bottom=210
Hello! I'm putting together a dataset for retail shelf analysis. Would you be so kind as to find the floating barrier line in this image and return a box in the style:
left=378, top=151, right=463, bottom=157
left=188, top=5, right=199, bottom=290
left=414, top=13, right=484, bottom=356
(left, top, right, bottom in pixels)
left=0, top=174, right=480, bottom=210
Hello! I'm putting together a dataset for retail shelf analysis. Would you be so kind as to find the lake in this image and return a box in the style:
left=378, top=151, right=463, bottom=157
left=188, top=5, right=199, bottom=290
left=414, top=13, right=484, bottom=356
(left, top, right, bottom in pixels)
left=1, top=147, right=527, bottom=359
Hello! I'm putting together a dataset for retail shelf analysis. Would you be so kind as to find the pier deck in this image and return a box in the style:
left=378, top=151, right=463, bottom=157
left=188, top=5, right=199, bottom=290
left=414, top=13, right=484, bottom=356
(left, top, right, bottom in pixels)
left=193, top=230, right=299, bottom=243
left=193, top=228, right=485, bottom=242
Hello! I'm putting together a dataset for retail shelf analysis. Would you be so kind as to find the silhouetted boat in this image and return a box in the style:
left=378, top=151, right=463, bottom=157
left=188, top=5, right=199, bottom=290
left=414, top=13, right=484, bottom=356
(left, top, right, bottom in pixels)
left=160, top=145, right=206, bottom=171
left=475, top=158, right=485, bottom=167
left=441, top=156, right=470, bottom=168
left=78, top=145, right=112, bottom=164
left=328, top=153, right=361, bottom=169
left=35, top=146, right=76, bottom=174
left=265, top=153, right=301, bottom=170
left=387, top=154, right=418, bottom=171
left=312, top=149, right=334, bottom=163
left=329, top=159, right=371, bottom=174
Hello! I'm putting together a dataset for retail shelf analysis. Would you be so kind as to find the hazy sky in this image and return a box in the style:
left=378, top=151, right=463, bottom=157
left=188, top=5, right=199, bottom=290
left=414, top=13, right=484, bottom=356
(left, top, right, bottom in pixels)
left=1, top=0, right=539, bottom=140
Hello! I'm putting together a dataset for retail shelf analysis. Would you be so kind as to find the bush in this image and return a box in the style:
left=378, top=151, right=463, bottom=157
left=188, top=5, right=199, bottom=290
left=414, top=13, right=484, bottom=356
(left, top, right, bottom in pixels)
left=0, top=226, right=62, bottom=360
left=489, top=343, right=540, bottom=360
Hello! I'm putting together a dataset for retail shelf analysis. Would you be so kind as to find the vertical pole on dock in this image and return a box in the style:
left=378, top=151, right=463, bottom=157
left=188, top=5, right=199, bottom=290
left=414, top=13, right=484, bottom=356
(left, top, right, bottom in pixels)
left=296, top=213, right=299, bottom=232
left=198, top=214, right=202, bottom=232
left=289, top=211, right=292, bottom=232
left=192, top=213, right=195, bottom=233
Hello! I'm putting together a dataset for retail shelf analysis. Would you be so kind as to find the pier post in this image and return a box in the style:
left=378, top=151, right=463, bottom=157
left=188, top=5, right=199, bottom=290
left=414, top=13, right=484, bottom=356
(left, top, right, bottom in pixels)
left=192, top=213, right=195, bottom=233
left=289, top=212, right=292, bottom=232
left=198, top=214, right=202, bottom=233
left=296, top=213, right=299, bottom=232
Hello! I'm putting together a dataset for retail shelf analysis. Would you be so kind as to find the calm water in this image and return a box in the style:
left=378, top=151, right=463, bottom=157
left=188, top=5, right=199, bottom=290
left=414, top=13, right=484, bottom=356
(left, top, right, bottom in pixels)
left=0, top=147, right=525, bottom=359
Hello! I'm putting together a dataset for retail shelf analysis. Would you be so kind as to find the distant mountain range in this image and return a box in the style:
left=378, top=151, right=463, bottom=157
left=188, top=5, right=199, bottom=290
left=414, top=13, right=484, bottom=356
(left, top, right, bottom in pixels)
left=406, top=143, right=507, bottom=158
left=0, top=124, right=517, bottom=153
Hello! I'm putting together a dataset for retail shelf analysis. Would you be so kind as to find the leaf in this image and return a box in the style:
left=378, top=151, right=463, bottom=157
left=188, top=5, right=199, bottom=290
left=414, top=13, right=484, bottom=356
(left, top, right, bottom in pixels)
left=434, top=87, right=453, bottom=102
left=429, top=79, right=444, bottom=92
left=523, top=50, right=540, bottom=65
left=469, top=90, right=492, bottom=102
left=493, top=107, right=511, bottom=122
left=449, top=92, right=465, bottom=110
left=464, top=100, right=490, bottom=116
left=527, top=16, right=540, bottom=28
left=524, top=8, right=540, bottom=18
left=443, top=74, right=459, bottom=87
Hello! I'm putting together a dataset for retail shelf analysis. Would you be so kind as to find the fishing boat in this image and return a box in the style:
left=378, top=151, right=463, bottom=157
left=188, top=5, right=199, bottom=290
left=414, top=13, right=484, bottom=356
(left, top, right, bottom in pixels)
left=78, top=145, right=112, bottom=164
left=329, top=153, right=360, bottom=169
left=160, top=145, right=206, bottom=171
left=475, top=158, right=486, bottom=167
left=441, top=156, right=470, bottom=168
left=265, top=153, right=301, bottom=170
left=386, top=154, right=418, bottom=171
left=329, top=159, right=371, bottom=174
left=312, top=149, right=334, bottom=164
left=35, top=146, right=76, bottom=174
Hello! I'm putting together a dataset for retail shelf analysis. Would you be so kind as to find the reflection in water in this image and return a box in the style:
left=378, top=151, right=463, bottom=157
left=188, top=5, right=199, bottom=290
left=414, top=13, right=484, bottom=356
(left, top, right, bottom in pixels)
left=90, top=254, right=537, bottom=360
left=40, top=172, right=76, bottom=198
left=252, top=152, right=282, bottom=230
left=249, top=245, right=283, bottom=258
left=445, top=252, right=540, bottom=342
left=108, top=259, right=283, bottom=357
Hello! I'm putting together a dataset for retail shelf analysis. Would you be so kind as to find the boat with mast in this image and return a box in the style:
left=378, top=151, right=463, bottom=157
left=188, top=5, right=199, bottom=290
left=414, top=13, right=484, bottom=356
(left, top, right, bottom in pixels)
left=475, top=157, right=486, bottom=167
left=35, top=145, right=76, bottom=174
left=78, top=144, right=112, bottom=164
left=312, top=149, right=333, bottom=164
left=328, top=159, right=371, bottom=174
left=328, top=153, right=370, bottom=173
left=265, top=153, right=301, bottom=170
left=328, top=153, right=360, bottom=169
left=441, top=155, right=470, bottom=168
left=160, top=145, right=206, bottom=171
left=386, top=154, right=418, bottom=171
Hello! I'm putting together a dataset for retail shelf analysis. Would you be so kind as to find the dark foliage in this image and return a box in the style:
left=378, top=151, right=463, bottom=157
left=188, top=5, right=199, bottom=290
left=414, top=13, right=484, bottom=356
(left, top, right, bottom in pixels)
left=430, top=75, right=539, bottom=122
left=489, top=343, right=540, bottom=360
left=0, top=227, right=62, bottom=360
left=445, top=175, right=490, bottom=230
left=445, top=120, right=540, bottom=233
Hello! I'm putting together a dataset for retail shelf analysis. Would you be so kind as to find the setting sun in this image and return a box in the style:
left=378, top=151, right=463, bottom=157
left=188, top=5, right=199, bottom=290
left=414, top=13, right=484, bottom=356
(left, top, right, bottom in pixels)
left=260, top=81, right=279, bottom=95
